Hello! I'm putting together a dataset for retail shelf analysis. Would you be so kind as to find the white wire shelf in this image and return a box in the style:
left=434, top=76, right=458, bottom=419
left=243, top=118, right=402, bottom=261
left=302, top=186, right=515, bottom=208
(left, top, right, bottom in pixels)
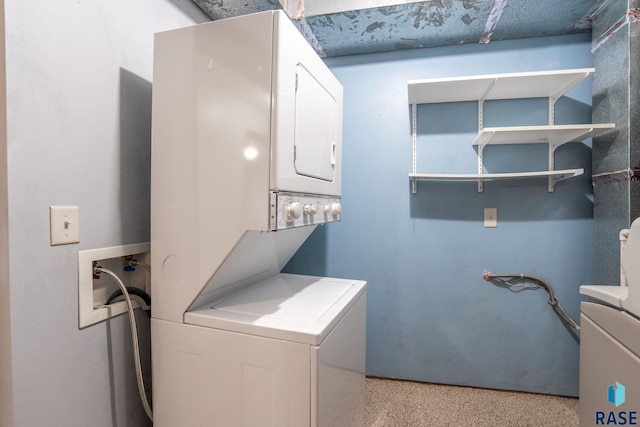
left=472, top=124, right=616, bottom=149
left=409, top=169, right=584, bottom=181
left=408, top=68, right=594, bottom=104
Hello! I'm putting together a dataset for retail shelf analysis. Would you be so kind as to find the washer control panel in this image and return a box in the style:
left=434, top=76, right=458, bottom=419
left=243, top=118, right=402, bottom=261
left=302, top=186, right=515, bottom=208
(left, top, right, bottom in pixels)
left=271, top=191, right=341, bottom=230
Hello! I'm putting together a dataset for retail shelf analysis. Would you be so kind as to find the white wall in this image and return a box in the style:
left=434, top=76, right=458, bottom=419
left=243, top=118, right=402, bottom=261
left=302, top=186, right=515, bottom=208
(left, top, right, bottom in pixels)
left=3, top=1, right=208, bottom=425
left=0, top=0, right=12, bottom=425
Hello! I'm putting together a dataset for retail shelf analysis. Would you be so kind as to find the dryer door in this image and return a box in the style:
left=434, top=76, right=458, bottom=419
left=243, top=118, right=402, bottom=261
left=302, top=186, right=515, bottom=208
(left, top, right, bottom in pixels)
left=294, top=64, right=337, bottom=182
left=270, top=10, right=343, bottom=196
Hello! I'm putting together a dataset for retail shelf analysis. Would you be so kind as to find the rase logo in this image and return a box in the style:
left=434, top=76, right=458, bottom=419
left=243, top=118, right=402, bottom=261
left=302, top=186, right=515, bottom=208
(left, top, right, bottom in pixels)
left=609, top=382, right=626, bottom=407
left=596, top=382, right=637, bottom=425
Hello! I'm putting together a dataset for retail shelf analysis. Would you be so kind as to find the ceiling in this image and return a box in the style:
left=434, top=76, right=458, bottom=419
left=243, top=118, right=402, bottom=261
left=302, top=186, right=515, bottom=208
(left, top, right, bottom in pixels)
left=191, top=0, right=600, bottom=57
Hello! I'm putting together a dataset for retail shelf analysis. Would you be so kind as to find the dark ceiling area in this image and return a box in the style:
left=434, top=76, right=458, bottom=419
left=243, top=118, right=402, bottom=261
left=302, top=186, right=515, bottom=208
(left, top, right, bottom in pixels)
left=191, top=0, right=599, bottom=57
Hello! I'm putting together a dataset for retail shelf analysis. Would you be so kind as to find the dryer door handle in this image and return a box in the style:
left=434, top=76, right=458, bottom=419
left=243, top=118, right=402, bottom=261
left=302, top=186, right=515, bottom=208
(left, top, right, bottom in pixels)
left=331, top=142, right=337, bottom=168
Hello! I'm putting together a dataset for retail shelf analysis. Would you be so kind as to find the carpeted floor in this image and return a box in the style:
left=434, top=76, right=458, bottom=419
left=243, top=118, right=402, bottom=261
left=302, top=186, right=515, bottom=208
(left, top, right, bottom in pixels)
left=364, top=377, right=579, bottom=427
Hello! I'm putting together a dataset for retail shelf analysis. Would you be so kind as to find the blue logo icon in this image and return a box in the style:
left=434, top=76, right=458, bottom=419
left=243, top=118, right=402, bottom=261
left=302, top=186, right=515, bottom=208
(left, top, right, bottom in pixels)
left=608, top=382, right=626, bottom=407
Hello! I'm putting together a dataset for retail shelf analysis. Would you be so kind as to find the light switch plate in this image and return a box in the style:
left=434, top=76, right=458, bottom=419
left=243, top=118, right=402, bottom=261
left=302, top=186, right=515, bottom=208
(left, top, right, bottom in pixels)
left=50, top=206, right=80, bottom=245
left=484, top=208, right=497, bottom=228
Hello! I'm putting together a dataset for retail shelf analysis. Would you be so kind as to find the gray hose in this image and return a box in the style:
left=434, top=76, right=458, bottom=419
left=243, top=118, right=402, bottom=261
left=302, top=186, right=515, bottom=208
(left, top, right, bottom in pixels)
left=96, top=267, right=153, bottom=421
left=483, top=272, right=580, bottom=333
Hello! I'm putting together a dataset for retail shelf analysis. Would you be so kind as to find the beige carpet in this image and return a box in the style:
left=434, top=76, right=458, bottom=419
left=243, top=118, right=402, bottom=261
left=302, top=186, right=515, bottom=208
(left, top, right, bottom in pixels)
left=364, top=377, right=579, bottom=427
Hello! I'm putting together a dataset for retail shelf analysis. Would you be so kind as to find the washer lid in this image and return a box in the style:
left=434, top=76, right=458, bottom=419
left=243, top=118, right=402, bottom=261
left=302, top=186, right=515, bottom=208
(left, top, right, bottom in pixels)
left=185, top=273, right=366, bottom=345
left=580, top=285, right=628, bottom=309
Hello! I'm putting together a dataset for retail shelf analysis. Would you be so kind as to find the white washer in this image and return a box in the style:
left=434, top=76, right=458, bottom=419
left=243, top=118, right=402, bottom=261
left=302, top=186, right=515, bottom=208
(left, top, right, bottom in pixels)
left=153, top=274, right=366, bottom=427
left=151, top=10, right=366, bottom=427
left=579, top=218, right=640, bottom=426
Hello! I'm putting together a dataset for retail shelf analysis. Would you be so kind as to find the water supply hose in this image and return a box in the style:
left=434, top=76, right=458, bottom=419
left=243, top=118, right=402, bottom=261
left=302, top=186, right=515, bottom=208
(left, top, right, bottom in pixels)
left=483, top=272, right=580, bottom=333
left=96, top=266, right=153, bottom=421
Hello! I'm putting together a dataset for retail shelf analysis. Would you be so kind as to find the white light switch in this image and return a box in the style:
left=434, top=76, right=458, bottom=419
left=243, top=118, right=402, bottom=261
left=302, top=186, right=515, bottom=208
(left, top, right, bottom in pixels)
left=50, top=206, right=80, bottom=245
left=484, top=208, right=497, bottom=228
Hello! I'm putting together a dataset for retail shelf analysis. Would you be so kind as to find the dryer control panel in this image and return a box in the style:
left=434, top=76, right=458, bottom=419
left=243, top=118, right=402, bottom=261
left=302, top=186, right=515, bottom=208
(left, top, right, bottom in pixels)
left=271, top=191, right=341, bottom=230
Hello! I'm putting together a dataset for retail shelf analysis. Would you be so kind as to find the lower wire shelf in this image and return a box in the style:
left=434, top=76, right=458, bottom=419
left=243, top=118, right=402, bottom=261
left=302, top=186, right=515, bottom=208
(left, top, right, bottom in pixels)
left=409, top=168, right=584, bottom=193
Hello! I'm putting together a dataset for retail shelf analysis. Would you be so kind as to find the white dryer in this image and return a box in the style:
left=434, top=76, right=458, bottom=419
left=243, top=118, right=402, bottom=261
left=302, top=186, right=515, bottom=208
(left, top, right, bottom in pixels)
left=151, top=11, right=366, bottom=427
left=579, top=218, right=640, bottom=426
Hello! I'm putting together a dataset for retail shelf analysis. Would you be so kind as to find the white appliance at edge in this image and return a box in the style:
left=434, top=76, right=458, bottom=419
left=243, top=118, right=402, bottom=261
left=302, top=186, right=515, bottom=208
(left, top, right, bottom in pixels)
left=579, top=218, right=640, bottom=426
left=150, top=10, right=366, bottom=427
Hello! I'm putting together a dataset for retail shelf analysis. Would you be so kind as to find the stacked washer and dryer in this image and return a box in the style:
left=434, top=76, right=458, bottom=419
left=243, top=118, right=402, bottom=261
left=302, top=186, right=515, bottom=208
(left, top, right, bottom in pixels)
left=580, top=218, right=640, bottom=426
left=150, top=11, right=366, bottom=427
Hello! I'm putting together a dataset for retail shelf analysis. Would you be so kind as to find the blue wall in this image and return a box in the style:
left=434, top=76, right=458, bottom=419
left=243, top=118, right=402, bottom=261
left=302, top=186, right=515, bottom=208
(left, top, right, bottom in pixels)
left=285, top=33, right=594, bottom=397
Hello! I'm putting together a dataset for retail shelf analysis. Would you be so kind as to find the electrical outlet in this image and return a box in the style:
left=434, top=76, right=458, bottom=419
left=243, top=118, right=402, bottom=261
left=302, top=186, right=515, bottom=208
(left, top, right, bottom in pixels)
left=484, top=208, right=497, bottom=228
left=50, top=206, right=80, bottom=245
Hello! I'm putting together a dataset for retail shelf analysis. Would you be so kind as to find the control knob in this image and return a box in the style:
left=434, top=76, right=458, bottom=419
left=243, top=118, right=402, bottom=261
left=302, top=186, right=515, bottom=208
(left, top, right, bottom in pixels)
left=303, top=204, right=318, bottom=216
left=324, top=202, right=341, bottom=216
left=331, top=202, right=341, bottom=216
left=286, top=202, right=302, bottom=221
